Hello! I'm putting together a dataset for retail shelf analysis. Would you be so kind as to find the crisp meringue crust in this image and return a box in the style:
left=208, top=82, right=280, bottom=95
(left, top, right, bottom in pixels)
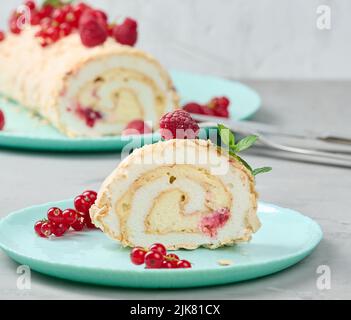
left=90, top=139, right=260, bottom=250
left=0, top=28, right=178, bottom=137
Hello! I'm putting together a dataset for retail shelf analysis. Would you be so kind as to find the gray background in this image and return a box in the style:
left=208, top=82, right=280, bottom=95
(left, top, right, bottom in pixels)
left=1, top=1, right=351, bottom=299
left=1, top=0, right=351, bottom=79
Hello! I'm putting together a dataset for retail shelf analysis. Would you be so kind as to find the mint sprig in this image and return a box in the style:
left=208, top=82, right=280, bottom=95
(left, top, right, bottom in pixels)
left=218, top=124, right=272, bottom=177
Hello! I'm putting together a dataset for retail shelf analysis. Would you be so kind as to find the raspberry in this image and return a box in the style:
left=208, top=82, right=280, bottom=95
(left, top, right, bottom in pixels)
left=0, top=31, right=5, bottom=42
left=199, top=207, right=230, bottom=237
left=113, top=18, right=138, bottom=46
left=159, top=110, right=199, bottom=140
left=79, top=10, right=108, bottom=47
left=94, top=9, right=108, bottom=22
left=201, top=106, right=216, bottom=116
left=182, top=102, right=204, bottom=114
left=211, top=96, right=230, bottom=109
left=214, top=105, right=229, bottom=118
left=122, top=119, right=152, bottom=136
left=209, top=96, right=230, bottom=118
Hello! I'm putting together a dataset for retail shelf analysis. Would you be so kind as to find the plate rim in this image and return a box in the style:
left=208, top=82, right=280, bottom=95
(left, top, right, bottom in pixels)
left=0, top=70, right=261, bottom=151
left=0, top=200, right=323, bottom=276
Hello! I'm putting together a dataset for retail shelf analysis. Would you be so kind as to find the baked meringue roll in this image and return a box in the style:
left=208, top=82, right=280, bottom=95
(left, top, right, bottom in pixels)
left=0, top=28, right=178, bottom=137
left=90, top=139, right=260, bottom=250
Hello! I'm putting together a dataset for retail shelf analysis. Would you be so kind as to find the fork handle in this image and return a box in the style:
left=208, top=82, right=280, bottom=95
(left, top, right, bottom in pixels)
left=258, top=134, right=351, bottom=163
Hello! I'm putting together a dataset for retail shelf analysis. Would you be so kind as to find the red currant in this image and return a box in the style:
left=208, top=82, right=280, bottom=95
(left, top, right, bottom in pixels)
left=165, top=253, right=179, bottom=261
left=40, top=221, right=53, bottom=237
left=74, top=2, right=91, bottom=17
left=45, top=27, right=59, bottom=42
left=34, top=220, right=46, bottom=237
left=52, top=9, right=66, bottom=24
left=66, top=12, right=77, bottom=27
left=62, top=4, right=74, bottom=14
left=144, top=251, right=164, bottom=269
left=74, top=194, right=91, bottom=214
left=130, top=247, right=147, bottom=265
left=51, top=223, right=69, bottom=237
left=0, top=109, right=5, bottom=130
left=177, top=260, right=192, bottom=268
left=162, top=260, right=175, bottom=269
left=38, top=5, right=54, bottom=19
left=30, top=12, right=41, bottom=26
left=25, top=1, right=36, bottom=11
left=47, top=207, right=64, bottom=224
left=82, top=190, right=97, bottom=202
left=71, top=215, right=85, bottom=231
left=62, top=208, right=78, bottom=225
left=84, top=214, right=96, bottom=229
left=40, top=17, right=52, bottom=28
left=149, top=243, right=167, bottom=256
left=59, top=23, right=72, bottom=36
left=39, top=37, right=50, bottom=47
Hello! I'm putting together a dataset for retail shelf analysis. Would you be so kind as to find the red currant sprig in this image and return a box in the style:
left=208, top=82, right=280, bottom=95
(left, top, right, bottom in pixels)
left=130, top=243, right=192, bottom=269
left=74, top=190, right=97, bottom=229
left=33, top=189, right=98, bottom=238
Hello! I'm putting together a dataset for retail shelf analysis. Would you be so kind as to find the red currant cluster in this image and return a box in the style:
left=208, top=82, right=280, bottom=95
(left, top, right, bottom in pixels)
left=183, top=96, right=231, bottom=118
left=34, top=190, right=97, bottom=238
left=0, top=109, right=5, bottom=131
left=7, top=1, right=138, bottom=48
left=130, top=243, right=192, bottom=269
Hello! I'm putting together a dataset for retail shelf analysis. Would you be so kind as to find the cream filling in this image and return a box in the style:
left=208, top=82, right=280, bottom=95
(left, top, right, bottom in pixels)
left=123, top=166, right=248, bottom=248
left=99, top=164, right=252, bottom=248
left=59, top=55, right=175, bottom=137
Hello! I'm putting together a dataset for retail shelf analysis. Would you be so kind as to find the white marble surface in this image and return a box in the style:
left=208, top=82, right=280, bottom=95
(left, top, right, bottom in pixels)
left=0, top=80, right=350, bottom=299
left=1, top=0, right=351, bottom=79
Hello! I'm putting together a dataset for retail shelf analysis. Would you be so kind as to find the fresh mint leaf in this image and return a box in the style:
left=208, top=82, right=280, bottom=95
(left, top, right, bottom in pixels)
left=229, top=150, right=253, bottom=173
left=235, top=135, right=258, bottom=152
left=43, top=0, right=73, bottom=8
left=218, top=124, right=235, bottom=148
left=218, top=123, right=271, bottom=178
left=253, top=167, right=272, bottom=176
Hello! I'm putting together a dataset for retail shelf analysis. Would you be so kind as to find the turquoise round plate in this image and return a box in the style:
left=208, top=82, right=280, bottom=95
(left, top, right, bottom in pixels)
left=0, top=200, right=322, bottom=288
left=0, top=70, right=260, bottom=152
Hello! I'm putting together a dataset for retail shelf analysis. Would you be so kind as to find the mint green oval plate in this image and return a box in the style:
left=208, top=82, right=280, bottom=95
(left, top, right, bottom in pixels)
left=0, top=70, right=260, bottom=152
left=0, top=200, right=322, bottom=288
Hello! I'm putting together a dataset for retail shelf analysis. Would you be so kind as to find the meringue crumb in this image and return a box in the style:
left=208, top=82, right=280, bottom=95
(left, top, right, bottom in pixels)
left=217, top=259, right=233, bottom=266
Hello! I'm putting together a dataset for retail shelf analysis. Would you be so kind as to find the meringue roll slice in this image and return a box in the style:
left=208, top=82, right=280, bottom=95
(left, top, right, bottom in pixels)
left=0, top=28, right=178, bottom=137
left=90, top=139, right=260, bottom=250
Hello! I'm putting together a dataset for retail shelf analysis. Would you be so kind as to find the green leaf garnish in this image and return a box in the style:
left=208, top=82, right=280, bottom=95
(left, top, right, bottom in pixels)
left=253, top=167, right=272, bottom=176
left=218, top=124, right=236, bottom=148
left=218, top=124, right=271, bottom=177
left=43, top=0, right=73, bottom=8
left=229, top=151, right=253, bottom=172
left=234, top=135, right=258, bottom=152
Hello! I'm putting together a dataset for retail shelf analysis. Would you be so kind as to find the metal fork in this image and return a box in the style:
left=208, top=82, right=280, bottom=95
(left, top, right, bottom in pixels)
left=198, top=122, right=351, bottom=167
